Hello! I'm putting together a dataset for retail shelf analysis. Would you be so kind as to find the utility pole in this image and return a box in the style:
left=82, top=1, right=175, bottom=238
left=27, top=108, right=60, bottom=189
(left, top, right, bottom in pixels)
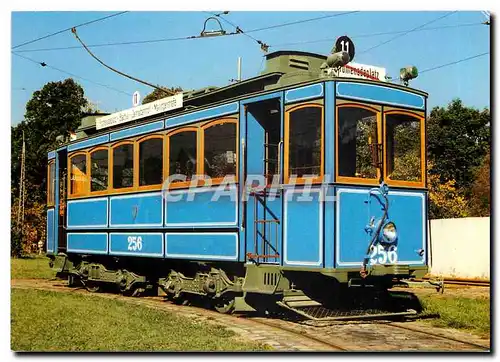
left=237, top=57, right=242, bottom=82
left=17, top=131, right=26, bottom=244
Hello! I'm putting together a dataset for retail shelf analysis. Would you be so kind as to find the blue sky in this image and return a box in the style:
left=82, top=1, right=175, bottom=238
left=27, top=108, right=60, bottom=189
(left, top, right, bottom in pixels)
left=11, top=11, right=490, bottom=125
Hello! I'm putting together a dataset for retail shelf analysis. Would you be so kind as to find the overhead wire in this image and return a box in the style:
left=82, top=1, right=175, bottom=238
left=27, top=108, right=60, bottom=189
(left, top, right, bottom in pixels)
left=15, top=11, right=360, bottom=53
left=244, top=11, right=360, bottom=34
left=12, top=51, right=133, bottom=96
left=13, top=35, right=199, bottom=53
left=390, top=52, right=489, bottom=83
left=270, top=22, right=486, bottom=48
left=12, top=11, right=129, bottom=50
left=70, top=27, right=175, bottom=96
left=359, top=11, right=458, bottom=54
left=418, top=52, right=489, bottom=75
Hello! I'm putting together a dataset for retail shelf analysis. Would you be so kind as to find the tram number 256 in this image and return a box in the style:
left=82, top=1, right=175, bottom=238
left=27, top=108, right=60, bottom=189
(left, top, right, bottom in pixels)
left=369, top=244, right=398, bottom=265
left=127, top=236, right=143, bottom=251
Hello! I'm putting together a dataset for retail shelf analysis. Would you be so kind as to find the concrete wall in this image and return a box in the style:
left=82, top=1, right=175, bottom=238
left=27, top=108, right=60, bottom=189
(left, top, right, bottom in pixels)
left=428, top=217, right=490, bottom=280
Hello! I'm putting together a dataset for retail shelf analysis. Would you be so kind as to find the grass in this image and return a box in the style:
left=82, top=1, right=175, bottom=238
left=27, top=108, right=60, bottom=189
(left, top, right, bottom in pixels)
left=11, top=254, right=54, bottom=280
left=419, top=294, right=490, bottom=337
left=11, top=289, right=269, bottom=352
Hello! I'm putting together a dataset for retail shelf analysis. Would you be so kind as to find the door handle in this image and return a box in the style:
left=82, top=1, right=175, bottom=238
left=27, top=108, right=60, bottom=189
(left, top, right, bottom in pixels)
left=277, top=140, right=283, bottom=182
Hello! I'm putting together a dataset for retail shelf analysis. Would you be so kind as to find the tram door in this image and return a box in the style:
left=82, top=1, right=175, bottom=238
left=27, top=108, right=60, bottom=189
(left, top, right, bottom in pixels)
left=57, top=149, right=68, bottom=253
left=244, top=98, right=283, bottom=264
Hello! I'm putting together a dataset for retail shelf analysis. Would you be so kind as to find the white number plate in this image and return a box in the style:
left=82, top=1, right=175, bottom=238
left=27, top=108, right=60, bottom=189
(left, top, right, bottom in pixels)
left=369, top=244, right=398, bottom=265
left=127, top=236, right=143, bottom=251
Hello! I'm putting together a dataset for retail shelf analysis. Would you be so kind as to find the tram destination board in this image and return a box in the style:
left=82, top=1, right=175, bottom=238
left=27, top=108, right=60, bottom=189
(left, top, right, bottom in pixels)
left=96, top=93, right=183, bottom=130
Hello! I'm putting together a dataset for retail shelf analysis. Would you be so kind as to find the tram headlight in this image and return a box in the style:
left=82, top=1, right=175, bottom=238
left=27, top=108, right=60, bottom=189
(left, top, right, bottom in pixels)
left=381, top=222, right=398, bottom=243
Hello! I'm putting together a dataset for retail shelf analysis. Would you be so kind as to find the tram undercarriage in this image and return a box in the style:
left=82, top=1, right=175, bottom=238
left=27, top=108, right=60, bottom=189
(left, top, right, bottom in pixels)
left=50, top=253, right=426, bottom=321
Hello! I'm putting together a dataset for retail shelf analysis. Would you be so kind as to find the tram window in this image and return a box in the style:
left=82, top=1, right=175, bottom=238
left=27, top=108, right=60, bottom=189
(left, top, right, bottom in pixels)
left=90, top=149, right=108, bottom=192
left=139, top=138, right=163, bottom=186
left=203, top=122, right=237, bottom=180
left=113, top=143, right=134, bottom=189
left=47, top=161, right=55, bottom=205
left=168, top=130, right=197, bottom=182
left=288, top=106, right=323, bottom=179
left=386, top=113, right=422, bottom=182
left=338, top=106, right=378, bottom=179
left=70, top=154, right=87, bottom=195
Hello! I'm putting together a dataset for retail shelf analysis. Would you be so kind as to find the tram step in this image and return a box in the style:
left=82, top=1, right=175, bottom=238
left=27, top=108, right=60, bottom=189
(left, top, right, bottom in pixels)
left=277, top=299, right=418, bottom=321
left=281, top=295, right=322, bottom=308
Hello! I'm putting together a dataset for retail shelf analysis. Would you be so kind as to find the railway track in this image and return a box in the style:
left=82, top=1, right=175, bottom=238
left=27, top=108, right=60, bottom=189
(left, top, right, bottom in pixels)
left=411, top=277, right=490, bottom=288
left=382, top=322, right=490, bottom=350
left=11, top=278, right=490, bottom=352
left=242, top=317, right=348, bottom=351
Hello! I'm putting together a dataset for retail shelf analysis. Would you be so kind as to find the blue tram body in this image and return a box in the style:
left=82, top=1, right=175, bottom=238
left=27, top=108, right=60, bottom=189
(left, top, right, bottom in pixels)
left=47, top=50, right=429, bottom=317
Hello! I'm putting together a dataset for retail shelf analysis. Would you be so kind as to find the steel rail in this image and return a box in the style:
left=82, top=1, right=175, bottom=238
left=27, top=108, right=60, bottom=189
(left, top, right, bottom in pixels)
left=383, top=322, right=490, bottom=351
left=244, top=317, right=348, bottom=351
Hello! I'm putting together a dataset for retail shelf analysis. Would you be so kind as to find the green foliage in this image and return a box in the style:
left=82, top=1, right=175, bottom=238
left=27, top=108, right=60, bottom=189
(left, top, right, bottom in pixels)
left=427, top=99, right=490, bottom=193
left=11, top=289, right=267, bottom=351
left=428, top=168, right=469, bottom=219
left=11, top=79, right=88, bottom=203
left=11, top=255, right=54, bottom=279
left=10, top=228, right=23, bottom=258
left=468, top=150, right=490, bottom=217
left=142, top=86, right=183, bottom=105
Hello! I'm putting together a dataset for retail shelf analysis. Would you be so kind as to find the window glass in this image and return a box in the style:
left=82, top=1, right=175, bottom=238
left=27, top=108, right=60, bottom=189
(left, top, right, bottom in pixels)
left=70, top=154, right=87, bottom=195
left=338, top=107, right=378, bottom=179
left=113, top=144, right=134, bottom=189
left=169, top=131, right=197, bottom=182
left=90, top=149, right=108, bottom=192
left=386, top=113, right=422, bottom=182
left=139, top=138, right=163, bottom=186
left=288, top=106, right=322, bottom=179
left=48, top=161, right=55, bottom=204
left=204, top=122, right=237, bottom=179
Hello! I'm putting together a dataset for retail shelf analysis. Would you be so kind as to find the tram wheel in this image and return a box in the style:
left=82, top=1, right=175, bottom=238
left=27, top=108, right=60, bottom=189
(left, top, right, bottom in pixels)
left=213, top=294, right=235, bottom=314
left=172, top=294, right=190, bottom=306
left=68, top=274, right=79, bottom=287
left=84, top=281, right=101, bottom=293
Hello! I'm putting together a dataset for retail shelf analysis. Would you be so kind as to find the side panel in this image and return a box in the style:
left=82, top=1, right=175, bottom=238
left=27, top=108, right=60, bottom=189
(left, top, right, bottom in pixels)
left=336, top=187, right=426, bottom=267
left=165, top=186, right=238, bottom=227
left=67, top=134, right=110, bottom=152
left=110, top=120, right=164, bottom=141
left=283, top=188, right=323, bottom=267
left=109, top=233, right=164, bottom=258
left=109, top=192, right=163, bottom=228
left=67, top=198, right=108, bottom=229
left=165, top=102, right=239, bottom=129
left=165, top=232, right=238, bottom=261
left=67, top=233, right=108, bottom=254
left=46, top=209, right=55, bottom=253
left=285, top=83, right=324, bottom=104
left=336, top=82, right=425, bottom=110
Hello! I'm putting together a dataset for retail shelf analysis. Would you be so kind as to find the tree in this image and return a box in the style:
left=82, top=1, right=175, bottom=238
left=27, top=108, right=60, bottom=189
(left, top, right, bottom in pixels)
left=427, top=99, right=490, bottom=193
left=468, top=150, right=490, bottom=217
left=11, top=79, right=87, bottom=256
left=142, top=86, right=183, bottom=105
left=428, top=163, right=469, bottom=219
left=11, top=79, right=88, bottom=203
